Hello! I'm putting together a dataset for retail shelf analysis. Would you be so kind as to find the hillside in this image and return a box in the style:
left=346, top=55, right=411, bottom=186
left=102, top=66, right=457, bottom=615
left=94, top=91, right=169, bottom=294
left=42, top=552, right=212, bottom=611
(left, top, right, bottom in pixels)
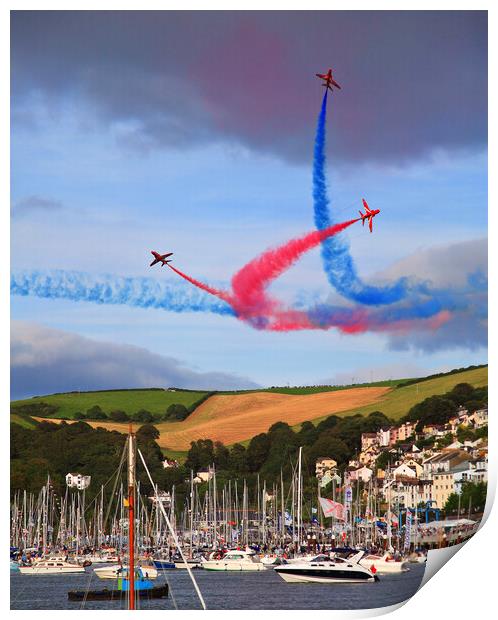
left=301, top=365, right=488, bottom=428
left=11, top=365, right=487, bottom=452
left=11, top=388, right=208, bottom=419
left=29, top=386, right=390, bottom=450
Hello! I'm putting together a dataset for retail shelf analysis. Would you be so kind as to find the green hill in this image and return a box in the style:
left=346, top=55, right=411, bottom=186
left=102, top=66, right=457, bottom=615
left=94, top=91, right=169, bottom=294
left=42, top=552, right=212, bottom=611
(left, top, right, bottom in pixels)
left=10, top=365, right=487, bottom=439
left=11, top=388, right=208, bottom=420
left=301, top=365, right=488, bottom=428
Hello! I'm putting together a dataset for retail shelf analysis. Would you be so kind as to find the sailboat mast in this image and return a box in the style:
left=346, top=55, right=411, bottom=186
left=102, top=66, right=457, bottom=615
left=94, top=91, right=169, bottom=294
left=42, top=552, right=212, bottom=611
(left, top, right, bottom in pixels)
left=127, top=426, right=136, bottom=611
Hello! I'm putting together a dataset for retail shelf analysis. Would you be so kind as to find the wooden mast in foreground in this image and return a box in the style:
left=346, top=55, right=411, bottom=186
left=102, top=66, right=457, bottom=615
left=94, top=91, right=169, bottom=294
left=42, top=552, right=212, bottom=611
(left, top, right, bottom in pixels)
left=128, top=424, right=136, bottom=610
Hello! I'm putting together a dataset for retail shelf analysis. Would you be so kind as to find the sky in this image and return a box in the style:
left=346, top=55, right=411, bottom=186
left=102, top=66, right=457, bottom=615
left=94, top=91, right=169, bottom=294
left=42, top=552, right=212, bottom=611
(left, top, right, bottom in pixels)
left=10, top=11, right=488, bottom=399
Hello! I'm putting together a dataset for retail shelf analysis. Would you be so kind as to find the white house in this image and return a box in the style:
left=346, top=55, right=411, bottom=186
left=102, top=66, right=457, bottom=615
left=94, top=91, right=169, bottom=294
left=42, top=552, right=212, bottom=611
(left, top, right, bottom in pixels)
left=193, top=467, right=215, bottom=484
left=392, top=463, right=417, bottom=479
left=162, top=458, right=179, bottom=469
left=66, top=473, right=91, bottom=490
left=350, top=466, right=373, bottom=483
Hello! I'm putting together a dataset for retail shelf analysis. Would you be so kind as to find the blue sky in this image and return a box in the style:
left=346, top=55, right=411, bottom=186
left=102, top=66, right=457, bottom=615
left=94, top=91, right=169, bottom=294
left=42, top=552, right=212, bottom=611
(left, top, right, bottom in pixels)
left=10, top=11, right=487, bottom=397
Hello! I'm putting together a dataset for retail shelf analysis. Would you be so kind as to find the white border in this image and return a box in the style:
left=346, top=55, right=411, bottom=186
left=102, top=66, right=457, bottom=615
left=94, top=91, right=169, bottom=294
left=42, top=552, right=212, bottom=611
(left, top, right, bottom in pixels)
left=3, top=3, right=494, bottom=619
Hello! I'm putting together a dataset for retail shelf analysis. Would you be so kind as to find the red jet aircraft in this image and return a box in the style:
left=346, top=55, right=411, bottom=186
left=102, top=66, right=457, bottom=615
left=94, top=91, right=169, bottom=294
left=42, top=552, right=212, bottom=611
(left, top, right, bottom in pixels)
left=358, top=199, right=380, bottom=233
left=316, top=68, right=341, bottom=92
left=150, top=250, right=173, bottom=267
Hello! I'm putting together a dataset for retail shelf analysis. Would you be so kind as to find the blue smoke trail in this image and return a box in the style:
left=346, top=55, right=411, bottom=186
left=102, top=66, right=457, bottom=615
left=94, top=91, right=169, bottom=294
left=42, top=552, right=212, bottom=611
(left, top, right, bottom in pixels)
left=313, top=91, right=408, bottom=305
left=307, top=270, right=487, bottom=330
left=11, top=270, right=235, bottom=316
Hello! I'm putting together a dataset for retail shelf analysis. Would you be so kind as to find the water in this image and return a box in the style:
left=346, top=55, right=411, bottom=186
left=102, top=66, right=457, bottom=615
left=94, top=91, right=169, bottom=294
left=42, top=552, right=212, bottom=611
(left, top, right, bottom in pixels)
left=11, top=564, right=426, bottom=610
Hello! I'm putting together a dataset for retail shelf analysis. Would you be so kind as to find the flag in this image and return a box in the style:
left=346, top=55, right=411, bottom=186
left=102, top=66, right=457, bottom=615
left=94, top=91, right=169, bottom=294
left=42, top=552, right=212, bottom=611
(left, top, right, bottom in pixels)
left=345, top=486, right=353, bottom=504
left=319, top=497, right=345, bottom=520
left=404, top=510, right=413, bottom=550
left=284, top=511, right=293, bottom=526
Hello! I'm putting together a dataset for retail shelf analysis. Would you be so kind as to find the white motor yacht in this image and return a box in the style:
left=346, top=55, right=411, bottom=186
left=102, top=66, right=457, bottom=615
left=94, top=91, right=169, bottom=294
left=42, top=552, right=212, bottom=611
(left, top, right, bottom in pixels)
left=201, top=549, right=266, bottom=572
left=19, top=556, right=85, bottom=575
left=94, top=563, right=157, bottom=580
left=84, top=553, right=119, bottom=564
left=359, top=552, right=409, bottom=574
left=274, top=552, right=378, bottom=584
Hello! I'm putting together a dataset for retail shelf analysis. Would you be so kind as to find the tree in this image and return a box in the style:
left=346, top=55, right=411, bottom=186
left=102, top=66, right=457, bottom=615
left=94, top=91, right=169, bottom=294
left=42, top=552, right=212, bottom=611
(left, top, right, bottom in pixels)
left=316, top=415, right=340, bottom=434
left=73, top=411, right=86, bottom=420
left=456, top=425, right=475, bottom=443
left=229, top=444, right=248, bottom=473
left=164, top=404, right=189, bottom=421
left=109, top=410, right=128, bottom=422
left=132, top=409, right=154, bottom=423
left=305, top=432, right=351, bottom=468
left=247, top=433, right=271, bottom=472
left=405, top=396, right=457, bottom=428
left=447, top=383, right=476, bottom=405
left=437, top=433, right=454, bottom=448
left=86, top=405, right=107, bottom=420
left=214, top=441, right=230, bottom=469
left=444, top=482, right=487, bottom=513
left=185, top=439, right=215, bottom=471
left=475, top=426, right=488, bottom=440
left=297, top=421, right=319, bottom=445
left=136, top=424, right=160, bottom=442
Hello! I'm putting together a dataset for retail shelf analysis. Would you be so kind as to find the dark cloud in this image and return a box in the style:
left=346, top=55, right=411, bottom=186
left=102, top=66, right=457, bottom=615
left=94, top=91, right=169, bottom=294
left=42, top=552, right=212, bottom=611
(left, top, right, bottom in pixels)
left=11, top=195, right=63, bottom=218
left=11, top=321, right=259, bottom=399
left=11, top=11, right=487, bottom=163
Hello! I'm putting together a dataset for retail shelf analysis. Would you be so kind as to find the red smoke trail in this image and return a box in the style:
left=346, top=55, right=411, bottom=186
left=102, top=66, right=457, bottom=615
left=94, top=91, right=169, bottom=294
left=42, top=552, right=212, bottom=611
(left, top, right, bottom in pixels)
left=230, top=219, right=359, bottom=322
left=166, top=264, right=231, bottom=303
left=166, top=218, right=451, bottom=335
left=167, top=218, right=359, bottom=330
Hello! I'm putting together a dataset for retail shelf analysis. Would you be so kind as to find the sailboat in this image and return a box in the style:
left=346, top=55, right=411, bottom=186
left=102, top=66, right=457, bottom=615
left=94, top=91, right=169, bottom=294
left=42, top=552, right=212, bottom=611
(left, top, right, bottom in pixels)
left=68, top=426, right=168, bottom=605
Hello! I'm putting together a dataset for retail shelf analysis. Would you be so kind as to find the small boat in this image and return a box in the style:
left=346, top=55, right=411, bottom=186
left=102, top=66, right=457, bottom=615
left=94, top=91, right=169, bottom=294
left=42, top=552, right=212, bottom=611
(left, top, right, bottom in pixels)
left=274, top=552, right=378, bottom=584
left=201, top=549, right=266, bottom=572
left=94, top=564, right=157, bottom=580
left=359, top=552, right=409, bottom=574
left=174, top=558, right=204, bottom=570
left=10, top=560, right=20, bottom=572
left=19, top=555, right=85, bottom=575
left=68, top=567, right=168, bottom=602
left=260, top=555, right=287, bottom=568
left=153, top=559, right=176, bottom=570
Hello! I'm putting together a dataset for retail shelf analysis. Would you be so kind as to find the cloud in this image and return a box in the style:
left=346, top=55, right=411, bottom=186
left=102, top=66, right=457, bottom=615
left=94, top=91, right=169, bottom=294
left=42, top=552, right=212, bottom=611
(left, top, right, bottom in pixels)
left=11, top=11, right=487, bottom=164
left=377, top=239, right=488, bottom=353
left=11, top=321, right=259, bottom=399
left=11, top=195, right=63, bottom=218
left=375, top=238, right=488, bottom=288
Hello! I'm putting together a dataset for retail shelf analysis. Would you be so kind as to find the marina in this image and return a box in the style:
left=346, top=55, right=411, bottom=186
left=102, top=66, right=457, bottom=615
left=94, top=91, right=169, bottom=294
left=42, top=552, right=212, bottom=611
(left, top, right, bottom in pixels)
left=11, top=562, right=426, bottom=610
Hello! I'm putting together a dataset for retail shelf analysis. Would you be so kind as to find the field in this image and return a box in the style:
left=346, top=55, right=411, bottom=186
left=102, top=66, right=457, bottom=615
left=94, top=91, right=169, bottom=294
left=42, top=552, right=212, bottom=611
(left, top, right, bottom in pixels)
left=31, top=386, right=391, bottom=450
left=11, top=389, right=208, bottom=419
left=300, top=365, right=488, bottom=428
left=12, top=366, right=487, bottom=453
left=218, top=379, right=407, bottom=396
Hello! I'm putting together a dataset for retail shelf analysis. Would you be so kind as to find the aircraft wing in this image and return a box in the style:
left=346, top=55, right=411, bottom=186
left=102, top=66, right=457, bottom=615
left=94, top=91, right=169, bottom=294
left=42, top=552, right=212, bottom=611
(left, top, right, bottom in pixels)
left=331, top=80, right=341, bottom=89
left=369, top=217, right=373, bottom=233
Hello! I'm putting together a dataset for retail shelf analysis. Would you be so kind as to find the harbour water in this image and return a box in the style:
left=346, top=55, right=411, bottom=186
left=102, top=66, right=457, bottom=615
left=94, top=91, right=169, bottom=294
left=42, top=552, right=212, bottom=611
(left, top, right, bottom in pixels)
left=11, top=563, right=426, bottom=610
